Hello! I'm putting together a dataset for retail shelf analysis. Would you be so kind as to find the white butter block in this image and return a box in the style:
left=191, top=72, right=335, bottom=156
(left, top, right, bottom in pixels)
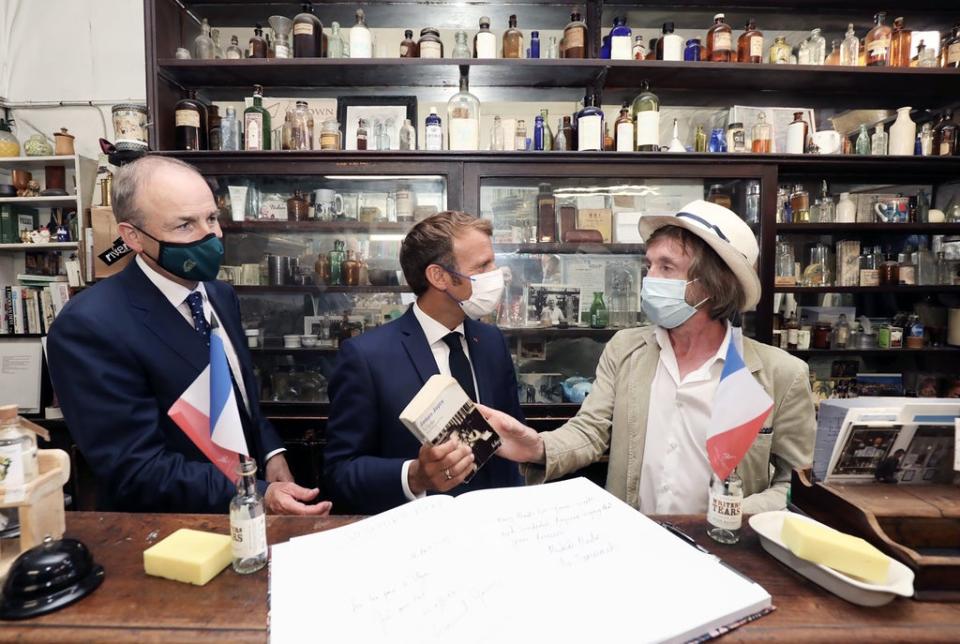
left=781, top=516, right=890, bottom=584
left=143, top=528, right=233, bottom=586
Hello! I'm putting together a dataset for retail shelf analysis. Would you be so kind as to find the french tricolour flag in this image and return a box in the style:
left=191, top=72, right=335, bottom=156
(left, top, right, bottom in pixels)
left=706, top=331, right=774, bottom=481
left=168, top=326, right=248, bottom=480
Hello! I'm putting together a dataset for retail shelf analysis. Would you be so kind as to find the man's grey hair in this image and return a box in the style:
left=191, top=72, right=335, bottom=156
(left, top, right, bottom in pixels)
left=111, top=156, right=201, bottom=226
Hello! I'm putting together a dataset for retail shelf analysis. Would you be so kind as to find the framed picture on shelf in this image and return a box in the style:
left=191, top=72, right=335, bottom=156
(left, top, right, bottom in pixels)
left=518, top=338, right=547, bottom=360
left=337, top=96, right=417, bottom=151
left=523, top=284, right=581, bottom=328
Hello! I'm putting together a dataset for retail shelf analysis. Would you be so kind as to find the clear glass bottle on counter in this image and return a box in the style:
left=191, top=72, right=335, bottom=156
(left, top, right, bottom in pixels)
left=737, top=19, right=763, bottom=63
left=282, top=100, right=311, bottom=150
left=229, top=458, right=268, bottom=574
left=775, top=239, right=796, bottom=284
left=840, top=24, right=860, bottom=65
left=706, top=13, right=733, bottom=62
left=490, top=116, right=505, bottom=151
left=475, top=17, right=496, bottom=58
left=194, top=18, right=215, bottom=59
left=707, top=473, right=742, bottom=545
left=503, top=14, right=523, bottom=58
left=447, top=74, right=480, bottom=150
left=818, top=180, right=834, bottom=222
left=269, top=16, right=293, bottom=58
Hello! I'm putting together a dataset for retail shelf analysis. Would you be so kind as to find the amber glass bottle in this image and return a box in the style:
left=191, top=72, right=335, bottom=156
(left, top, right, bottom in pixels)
left=865, top=12, right=892, bottom=66
left=890, top=17, right=912, bottom=67
left=737, top=19, right=763, bottom=63
left=705, top=13, right=733, bottom=62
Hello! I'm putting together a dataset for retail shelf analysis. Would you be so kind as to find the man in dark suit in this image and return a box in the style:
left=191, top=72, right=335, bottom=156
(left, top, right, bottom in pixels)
left=47, top=156, right=331, bottom=515
left=325, top=211, right=524, bottom=514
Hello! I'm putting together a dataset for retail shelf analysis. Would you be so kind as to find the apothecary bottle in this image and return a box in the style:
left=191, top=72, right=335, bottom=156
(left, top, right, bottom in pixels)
left=320, top=119, right=341, bottom=150
left=447, top=75, right=480, bottom=150
left=705, top=13, right=733, bottom=62
left=452, top=30, right=470, bottom=58
left=226, top=35, right=243, bottom=59
left=211, top=28, right=224, bottom=59
left=866, top=12, right=892, bottom=66
left=194, top=18, right=215, bottom=59
left=327, top=22, right=344, bottom=58
left=503, top=14, right=523, bottom=58
left=418, top=28, right=443, bottom=59
left=633, top=35, right=648, bottom=60
left=768, top=36, right=790, bottom=64
left=615, top=105, right=634, bottom=152
left=631, top=81, right=660, bottom=152
left=249, top=24, right=268, bottom=58
left=737, top=19, right=763, bottom=63
left=220, top=106, right=240, bottom=151
left=515, top=120, right=528, bottom=151
left=243, top=84, right=270, bottom=150
left=399, top=118, right=416, bottom=150
left=490, top=116, right=505, bottom=151
left=328, top=240, right=346, bottom=285
left=576, top=93, right=604, bottom=152
left=933, top=110, right=957, bottom=156
left=855, top=124, right=871, bottom=155
left=871, top=124, right=888, bottom=155
left=537, top=183, right=557, bottom=242
left=751, top=112, right=772, bottom=152
left=529, top=31, right=541, bottom=58
left=840, top=24, right=859, bottom=65
left=785, top=112, right=808, bottom=154
left=293, top=2, right=325, bottom=57
left=807, top=28, right=826, bottom=65
left=175, top=91, right=204, bottom=151
left=356, top=118, right=368, bottom=150
left=562, top=11, right=588, bottom=58
left=610, top=17, right=633, bottom=60
left=825, top=40, right=841, bottom=65
left=400, top=29, right=417, bottom=57
left=425, top=107, right=443, bottom=151
left=890, top=17, right=912, bottom=67
left=230, top=459, right=267, bottom=575
left=684, top=39, right=702, bottom=62
left=589, top=292, right=609, bottom=329
left=0, top=404, right=39, bottom=491
left=475, top=17, right=496, bottom=58
left=657, top=22, right=683, bottom=61
left=350, top=10, right=373, bottom=58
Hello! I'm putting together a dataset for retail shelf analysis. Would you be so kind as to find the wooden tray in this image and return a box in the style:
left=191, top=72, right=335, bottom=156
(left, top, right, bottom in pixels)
left=791, top=468, right=960, bottom=602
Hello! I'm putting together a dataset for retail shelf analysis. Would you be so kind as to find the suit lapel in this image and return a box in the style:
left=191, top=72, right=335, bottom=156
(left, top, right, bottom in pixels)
left=398, top=307, right=440, bottom=385
left=121, top=261, right=207, bottom=373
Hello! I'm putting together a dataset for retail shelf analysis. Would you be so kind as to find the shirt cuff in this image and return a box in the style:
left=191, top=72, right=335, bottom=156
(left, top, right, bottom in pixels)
left=401, top=459, right=426, bottom=502
left=264, top=448, right=287, bottom=463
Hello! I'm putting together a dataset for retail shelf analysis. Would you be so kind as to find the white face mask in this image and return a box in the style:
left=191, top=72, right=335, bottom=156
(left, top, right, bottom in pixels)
left=446, top=267, right=504, bottom=320
left=640, top=277, right=709, bottom=329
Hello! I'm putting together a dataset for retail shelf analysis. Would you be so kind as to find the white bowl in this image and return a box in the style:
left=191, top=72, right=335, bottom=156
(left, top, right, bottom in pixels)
left=749, top=511, right=914, bottom=607
left=300, top=335, right=318, bottom=347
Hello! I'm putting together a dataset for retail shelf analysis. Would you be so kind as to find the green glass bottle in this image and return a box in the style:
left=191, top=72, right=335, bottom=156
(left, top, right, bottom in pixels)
left=328, top=239, right=345, bottom=286
left=855, top=123, right=870, bottom=155
left=589, top=292, right=609, bottom=328
left=243, top=84, right=271, bottom=151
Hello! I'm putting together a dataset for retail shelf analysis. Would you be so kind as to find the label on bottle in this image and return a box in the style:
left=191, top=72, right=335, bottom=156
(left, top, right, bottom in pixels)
left=940, top=141, right=953, bottom=156
left=226, top=50, right=242, bottom=60
left=351, top=36, right=373, bottom=59
left=425, top=124, right=443, bottom=151
left=565, top=29, right=585, bottom=49
left=449, top=118, right=479, bottom=151
left=859, top=269, right=880, bottom=286
left=231, top=513, right=267, bottom=560
left=714, top=32, right=733, bottom=52
left=949, top=43, right=960, bottom=65
left=707, top=490, right=742, bottom=530
left=611, top=35, right=632, bottom=60
left=786, top=122, right=806, bottom=154
left=867, top=37, right=890, bottom=58
left=635, top=111, right=660, bottom=149
left=293, top=22, right=314, bottom=36
left=899, top=266, right=916, bottom=285
left=616, top=122, right=634, bottom=151
left=577, top=114, right=601, bottom=151
left=787, top=327, right=799, bottom=346
left=749, top=36, right=763, bottom=58
left=476, top=32, right=496, bottom=59
left=419, top=41, right=442, bottom=58
left=175, top=109, right=200, bottom=129
left=0, top=443, right=28, bottom=503
left=662, top=35, right=683, bottom=61
left=244, top=113, right=263, bottom=150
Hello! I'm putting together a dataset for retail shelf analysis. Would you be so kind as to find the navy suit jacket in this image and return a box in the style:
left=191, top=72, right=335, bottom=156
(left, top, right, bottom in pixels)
left=47, top=260, right=283, bottom=513
left=324, top=306, right=524, bottom=514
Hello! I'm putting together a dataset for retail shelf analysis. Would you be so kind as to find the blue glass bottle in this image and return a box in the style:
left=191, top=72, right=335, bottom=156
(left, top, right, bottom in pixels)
left=600, top=33, right=612, bottom=59
left=609, top=16, right=633, bottom=60
left=708, top=127, right=727, bottom=152
left=534, top=115, right=546, bottom=150
left=576, top=93, right=604, bottom=152
left=684, top=38, right=702, bottom=61
left=530, top=31, right=540, bottom=58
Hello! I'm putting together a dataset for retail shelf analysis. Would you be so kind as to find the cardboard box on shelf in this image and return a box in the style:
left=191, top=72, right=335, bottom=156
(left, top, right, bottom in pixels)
left=91, top=206, right=133, bottom=279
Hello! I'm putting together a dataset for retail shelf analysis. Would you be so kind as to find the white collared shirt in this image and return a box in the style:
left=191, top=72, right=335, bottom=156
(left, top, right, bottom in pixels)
left=401, top=301, right=480, bottom=501
left=135, top=255, right=284, bottom=463
left=638, top=322, right=731, bottom=514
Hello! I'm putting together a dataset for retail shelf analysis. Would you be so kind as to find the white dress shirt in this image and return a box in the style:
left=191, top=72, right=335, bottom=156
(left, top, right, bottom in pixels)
left=638, top=322, right=731, bottom=514
left=400, top=301, right=480, bottom=501
left=136, top=256, right=284, bottom=464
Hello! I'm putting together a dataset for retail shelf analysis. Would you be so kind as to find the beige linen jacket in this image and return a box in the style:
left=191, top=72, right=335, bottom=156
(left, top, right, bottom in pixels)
left=525, top=325, right=816, bottom=514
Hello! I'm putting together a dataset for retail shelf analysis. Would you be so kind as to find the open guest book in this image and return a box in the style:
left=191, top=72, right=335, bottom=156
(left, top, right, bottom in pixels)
left=270, top=478, right=772, bottom=643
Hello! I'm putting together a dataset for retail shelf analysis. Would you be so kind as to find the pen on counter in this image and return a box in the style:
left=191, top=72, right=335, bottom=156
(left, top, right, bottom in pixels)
left=657, top=521, right=710, bottom=554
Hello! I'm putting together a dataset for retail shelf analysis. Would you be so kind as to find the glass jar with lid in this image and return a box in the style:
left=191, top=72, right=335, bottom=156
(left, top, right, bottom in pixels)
left=0, top=404, right=39, bottom=489
left=418, top=28, right=443, bottom=59
left=320, top=119, right=341, bottom=150
left=706, top=184, right=732, bottom=209
left=0, top=119, right=21, bottom=157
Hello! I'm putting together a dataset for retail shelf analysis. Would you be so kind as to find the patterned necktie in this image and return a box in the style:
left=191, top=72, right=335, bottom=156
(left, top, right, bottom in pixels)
left=442, top=331, right=477, bottom=402
left=185, top=291, right=210, bottom=346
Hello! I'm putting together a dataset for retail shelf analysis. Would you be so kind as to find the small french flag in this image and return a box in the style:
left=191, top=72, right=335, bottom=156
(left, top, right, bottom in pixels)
left=168, top=323, right=248, bottom=480
left=705, top=331, right=774, bottom=481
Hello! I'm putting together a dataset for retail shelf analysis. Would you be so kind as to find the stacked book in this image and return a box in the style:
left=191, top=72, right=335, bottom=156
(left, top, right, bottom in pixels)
left=0, top=276, right=72, bottom=335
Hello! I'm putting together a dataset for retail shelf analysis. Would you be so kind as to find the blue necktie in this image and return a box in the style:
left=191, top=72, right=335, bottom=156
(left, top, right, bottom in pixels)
left=186, top=291, right=210, bottom=346
left=442, top=331, right=476, bottom=402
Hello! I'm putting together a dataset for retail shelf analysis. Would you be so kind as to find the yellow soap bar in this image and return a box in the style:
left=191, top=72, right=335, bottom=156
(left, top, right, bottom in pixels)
left=781, top=516, right=890, bottom=584
left=143, top=528, right=233, bottom=586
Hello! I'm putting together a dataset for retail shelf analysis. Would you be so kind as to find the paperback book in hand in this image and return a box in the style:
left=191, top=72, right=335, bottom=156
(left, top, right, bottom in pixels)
left=399, top=374, right=502, bottom=482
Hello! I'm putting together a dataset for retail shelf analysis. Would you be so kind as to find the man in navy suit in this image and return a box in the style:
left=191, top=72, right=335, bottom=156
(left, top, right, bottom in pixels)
left=325, top=211, right=524, bottom=514
left=47, top=156, right=331, bottom=515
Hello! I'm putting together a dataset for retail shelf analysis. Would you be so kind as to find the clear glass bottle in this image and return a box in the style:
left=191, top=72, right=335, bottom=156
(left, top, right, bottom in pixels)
left=737, top=18, right=763, bottom=63
left=248, top=24, right=268, bottom=58
left=797, top=39, right=811, bottom=65
left=866, top=12, right=892, bottom=66
left=658, top=22, right=684, bottom=61
left=269, top=16, right=292, bottom=58
left=871, top=123, right=888, bottom=155
left=418, top=27, right=443, bottom=58
left=840, top=23, right=860, bottom=66
left=706, top=13, right=733, bottom=62
left=615, top=105, right=634, bottom=152
left=211, top=28, right=224, bottom=59
left=833, top=314, right=851, bottom=348
left=194, top=18, right=215, bottom=59
left=807, top=28, right=826, bottom=64
left=745, top=181, right=761, bottom=223
left=425, top=107, right=443, bottom=151
left=229, top=459, right=268, bottom=575
left=293, top=2, right=325, bottom=58
left=375, top=118, right=391, bottom=150
left=769, top=36, right=791, bottom=64
left=503, top=14, right=523, bottom=58
left=818, top=180, right=835, bottom=222
left=775, top=238, right=796, bottom=284
left=327, top=22, right=344, bottom=58
left=855, top=123, right=871, bottom=155
left=282, top=100, right=311, bottom=150
left=707, top=472, right=742, bottom=545
left=0, top=404, right=39, bottom=490
left=577, top=93, right=604, bottom=152
left=563, top=11, right=588, bottom=59
left=631, top=81, right=660, bottom=152
left=226, top=35, right=243, bottom=59
left=515, top=120, right=528, bottom=151
left=399, top=29, right=417, bottom=58
left=243, top=84, right=271, bottom=150
left=915, top=40, right=937, bottom=67
left=890, top=17, right=912, bottom=67
left=220, top=106, right=240, bottom=151
left=825, top=40, right=841, bottom=65
left=790, top=184, right=810, bottom=222
left=751, top=112, right=772, bottom=152
left=447, top=74, right=480, bottom=150
left=329, top=239, right=346, bottom=285
left=474, top=17, right=496, bottom=59
left=320, top=119, right=341, bottom=150
left=589, top=292, right=608, bottom=328
left=919, top=122, right=934, bottom=156
left=610, top=16, right=633, bottom=60
left=452, top=30, right=470, bottom=58
left=633, top=35, right=648, bottom=60
left=350, top=9, right=373, bottom=58
left=490, top=115, right=505, bottom=151
left=399, top=118, right=416, bottom=150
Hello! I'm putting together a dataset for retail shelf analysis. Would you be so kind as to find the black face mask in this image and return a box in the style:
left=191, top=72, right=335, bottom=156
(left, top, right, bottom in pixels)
left=134, top=225, right=224, bottom=282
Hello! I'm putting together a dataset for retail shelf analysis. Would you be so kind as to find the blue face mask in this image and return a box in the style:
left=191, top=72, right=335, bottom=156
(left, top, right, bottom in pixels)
left=640, top=277, right=709, bottom=329
left=135, top=225, right=224, bottom=282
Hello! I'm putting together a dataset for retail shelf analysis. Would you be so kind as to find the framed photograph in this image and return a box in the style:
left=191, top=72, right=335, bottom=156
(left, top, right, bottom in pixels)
left=517, top=373, right=564, bottom=404
left=832, top=425, right=900, bottom=477
left=518, top=338, right=547, bottom=360
left=337, top=96, right=417, bottom=151
left=523, top=284, right=582, bottom=328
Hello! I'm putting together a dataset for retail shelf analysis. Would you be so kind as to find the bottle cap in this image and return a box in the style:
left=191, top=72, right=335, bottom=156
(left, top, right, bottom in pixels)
left=714, top=13, right=725, bottom=20
left=663, top=22, right=675, bottom=32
